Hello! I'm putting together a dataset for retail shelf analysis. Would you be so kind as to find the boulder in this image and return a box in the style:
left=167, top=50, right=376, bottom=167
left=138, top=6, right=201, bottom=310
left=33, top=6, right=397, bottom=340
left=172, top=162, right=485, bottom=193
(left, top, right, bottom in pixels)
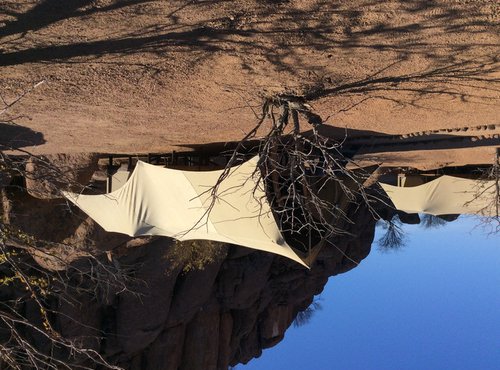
left=25, top=153, right=99, bottom=199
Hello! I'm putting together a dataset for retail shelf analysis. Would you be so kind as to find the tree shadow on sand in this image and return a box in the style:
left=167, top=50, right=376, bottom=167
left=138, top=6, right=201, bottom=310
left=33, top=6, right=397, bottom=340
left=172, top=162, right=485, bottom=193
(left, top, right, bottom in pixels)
left=1, top=0, right=498, bottom=118
left=0, top=122, right=45, bottom=150
left=1, top=0, right=498, bottom=73
left=0, top=0, right=154, bottom=38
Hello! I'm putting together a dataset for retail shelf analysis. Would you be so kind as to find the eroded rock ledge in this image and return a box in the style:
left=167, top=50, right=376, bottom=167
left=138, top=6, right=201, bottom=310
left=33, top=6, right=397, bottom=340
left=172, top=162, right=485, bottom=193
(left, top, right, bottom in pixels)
left=1, top=160, right=377, bottom=370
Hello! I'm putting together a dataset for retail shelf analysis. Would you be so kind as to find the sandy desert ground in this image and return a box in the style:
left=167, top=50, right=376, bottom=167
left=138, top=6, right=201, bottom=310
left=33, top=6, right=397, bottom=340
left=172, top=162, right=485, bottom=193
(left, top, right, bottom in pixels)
left=0, top=0, right=499, bottom=166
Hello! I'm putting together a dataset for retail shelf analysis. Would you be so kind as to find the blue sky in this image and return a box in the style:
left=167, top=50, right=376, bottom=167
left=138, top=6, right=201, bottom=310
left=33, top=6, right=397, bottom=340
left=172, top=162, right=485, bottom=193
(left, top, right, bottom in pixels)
left=241, top=217, right=500, bottom=370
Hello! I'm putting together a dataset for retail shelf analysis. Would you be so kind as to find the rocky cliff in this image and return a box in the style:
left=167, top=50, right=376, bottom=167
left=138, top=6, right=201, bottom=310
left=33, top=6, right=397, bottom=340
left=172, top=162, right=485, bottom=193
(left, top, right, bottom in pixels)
left=0, top=159, right=377, bottom=370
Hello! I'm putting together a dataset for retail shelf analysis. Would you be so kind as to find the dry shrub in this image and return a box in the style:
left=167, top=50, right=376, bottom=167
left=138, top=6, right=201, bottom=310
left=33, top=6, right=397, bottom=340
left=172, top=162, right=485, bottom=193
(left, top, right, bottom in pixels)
left=171, top=240, right=227, bottom=273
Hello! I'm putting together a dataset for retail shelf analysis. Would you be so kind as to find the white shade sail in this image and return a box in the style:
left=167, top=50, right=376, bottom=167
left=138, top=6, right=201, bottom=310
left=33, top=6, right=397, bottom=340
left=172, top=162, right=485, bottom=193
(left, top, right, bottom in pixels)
left=380, top=175, right=498, bottom=216
left=63, top=157, right=308, bottom=267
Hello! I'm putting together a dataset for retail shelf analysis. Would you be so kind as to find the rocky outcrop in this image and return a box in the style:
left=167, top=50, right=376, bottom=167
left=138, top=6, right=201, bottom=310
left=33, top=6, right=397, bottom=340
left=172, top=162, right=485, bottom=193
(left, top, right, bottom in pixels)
left=1, top=171, right=378, bottom=370
left=2, top=182, right=129, bottom=270
left=70, top=205, right=375, bottom=369
left=25, top=153, right=99, bottom=199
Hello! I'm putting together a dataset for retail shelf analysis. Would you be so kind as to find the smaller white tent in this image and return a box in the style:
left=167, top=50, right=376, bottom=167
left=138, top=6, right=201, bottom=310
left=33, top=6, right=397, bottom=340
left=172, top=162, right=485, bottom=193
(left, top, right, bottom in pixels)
left=64, top=157, right=309, bottom=267
left=380, top=175, right=498, bottom=216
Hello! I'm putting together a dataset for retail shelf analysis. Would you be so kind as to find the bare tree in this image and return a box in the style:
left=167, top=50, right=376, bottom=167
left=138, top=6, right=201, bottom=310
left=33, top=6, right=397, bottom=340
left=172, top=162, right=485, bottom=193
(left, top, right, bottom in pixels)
left=292, top=297, right=322, bottom=328
left=204, top=95, right=387, bottom=264
left=0, top=236, right=133, bottom=370
left=205, top=57, right=500, bottom=257
left=470, top=148, right=500, bottom=234
left=420, top=214, right=447, bottom=229
left=377, top=216, right=407, bottom=252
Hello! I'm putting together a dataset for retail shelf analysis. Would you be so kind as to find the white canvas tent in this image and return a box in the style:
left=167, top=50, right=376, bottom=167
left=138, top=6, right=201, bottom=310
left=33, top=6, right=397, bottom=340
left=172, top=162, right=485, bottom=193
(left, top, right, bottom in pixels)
left=64, top=157, right=309, bottom=267
left=380, top=175, right=498, bottom=216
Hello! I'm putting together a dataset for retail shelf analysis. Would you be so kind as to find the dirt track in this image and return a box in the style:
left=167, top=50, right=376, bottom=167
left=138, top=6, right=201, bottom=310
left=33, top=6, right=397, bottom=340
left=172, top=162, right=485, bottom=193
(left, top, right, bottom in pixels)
left=1, top=0, right=499, bottom=157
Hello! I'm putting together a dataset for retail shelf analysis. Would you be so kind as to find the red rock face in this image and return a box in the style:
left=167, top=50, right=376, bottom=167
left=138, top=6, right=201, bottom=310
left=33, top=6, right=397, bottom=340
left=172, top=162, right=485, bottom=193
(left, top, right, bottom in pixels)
left=1, top=170, right=376, bottom=370
left=103, top=208, right=374, bottom=370
left=111, top=246, right=369, bottom=369
left=24, top=153, right=99, bottom=199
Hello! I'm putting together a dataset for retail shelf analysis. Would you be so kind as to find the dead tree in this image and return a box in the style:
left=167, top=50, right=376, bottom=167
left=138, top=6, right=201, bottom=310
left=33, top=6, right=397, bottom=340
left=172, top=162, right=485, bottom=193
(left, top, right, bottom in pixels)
left=470, top=148, right=500, bottom=233
left=376, top=216, right=406, bottom=251
left=208, top=95, right=386, bottom=262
